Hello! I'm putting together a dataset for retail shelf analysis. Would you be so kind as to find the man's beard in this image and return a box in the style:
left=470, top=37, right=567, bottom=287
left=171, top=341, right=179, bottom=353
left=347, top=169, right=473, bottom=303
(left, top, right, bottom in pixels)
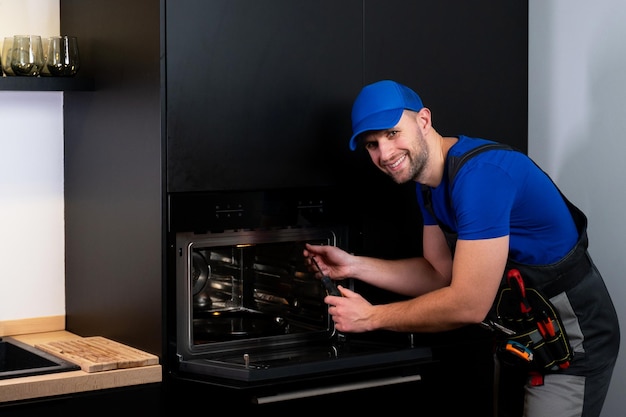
left=389, top=143, right=428, bottom=185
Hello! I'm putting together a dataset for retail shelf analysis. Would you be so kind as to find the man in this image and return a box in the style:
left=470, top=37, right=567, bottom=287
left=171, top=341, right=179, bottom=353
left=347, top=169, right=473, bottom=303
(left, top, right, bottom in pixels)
left=304, top=80, right=619, bottom=417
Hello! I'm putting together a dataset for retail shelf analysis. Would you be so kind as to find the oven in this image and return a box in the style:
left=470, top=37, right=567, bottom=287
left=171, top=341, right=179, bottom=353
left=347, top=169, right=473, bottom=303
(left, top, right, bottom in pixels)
left=166, top=188, right=433, bottom=404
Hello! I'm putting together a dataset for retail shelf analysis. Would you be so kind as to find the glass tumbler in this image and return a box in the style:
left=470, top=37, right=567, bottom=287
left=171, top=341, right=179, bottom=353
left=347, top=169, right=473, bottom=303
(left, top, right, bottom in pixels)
left=40, top=36, right=51, bottom=76
left=46, top=36, right=80, bottom=76
left=10, top=35, right=45, bottom=76
left=1, top=37, right=15, bottom=76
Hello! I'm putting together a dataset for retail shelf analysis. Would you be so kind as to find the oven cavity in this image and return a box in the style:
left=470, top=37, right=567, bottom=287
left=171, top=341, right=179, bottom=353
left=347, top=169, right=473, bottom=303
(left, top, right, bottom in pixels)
left=176, top=227, right=340, bottom=360
left=189, top=236, right=332, bottom=344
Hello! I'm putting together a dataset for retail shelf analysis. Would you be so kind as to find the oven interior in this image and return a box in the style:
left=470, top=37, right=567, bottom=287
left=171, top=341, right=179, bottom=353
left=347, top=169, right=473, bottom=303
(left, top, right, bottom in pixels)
left=181, top=228, right=337, bottom=347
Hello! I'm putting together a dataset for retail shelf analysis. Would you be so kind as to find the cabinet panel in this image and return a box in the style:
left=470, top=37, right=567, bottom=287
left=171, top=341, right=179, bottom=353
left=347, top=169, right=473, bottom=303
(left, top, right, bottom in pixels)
left=61, top=0, right=163, bottom=356
left=166, top=0, right=362, bottom=193
left=352, top=0, right=528, bottom=263
left=364, top=0, right=528, bottom=151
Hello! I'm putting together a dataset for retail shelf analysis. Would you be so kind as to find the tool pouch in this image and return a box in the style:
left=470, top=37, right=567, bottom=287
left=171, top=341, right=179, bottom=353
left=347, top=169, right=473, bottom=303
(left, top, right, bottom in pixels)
left=493, top=286, right=573, bottom=371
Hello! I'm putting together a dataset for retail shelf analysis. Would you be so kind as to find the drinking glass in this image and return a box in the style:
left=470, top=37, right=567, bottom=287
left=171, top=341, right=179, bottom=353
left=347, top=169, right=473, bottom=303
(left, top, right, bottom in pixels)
left=10, top=35, right=45, bottom=76
left=45, top=36, right=80, bottom=77
left=39, top=36, right=51, bottom=76
left=1, top=37, right=15, bottom=76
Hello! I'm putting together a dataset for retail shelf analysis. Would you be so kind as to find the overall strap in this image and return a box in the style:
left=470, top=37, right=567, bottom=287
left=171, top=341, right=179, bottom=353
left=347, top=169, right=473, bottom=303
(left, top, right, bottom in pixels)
left=421, top=142, right=516, bottom=235
left=447, top=142, right=515, bottom=183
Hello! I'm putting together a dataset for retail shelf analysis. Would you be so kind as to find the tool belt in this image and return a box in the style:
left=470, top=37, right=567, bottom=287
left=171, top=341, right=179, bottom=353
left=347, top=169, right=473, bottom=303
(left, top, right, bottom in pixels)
left=490, top=196, right=590, bottom=372
left=490, top=269, right=573, bottom=371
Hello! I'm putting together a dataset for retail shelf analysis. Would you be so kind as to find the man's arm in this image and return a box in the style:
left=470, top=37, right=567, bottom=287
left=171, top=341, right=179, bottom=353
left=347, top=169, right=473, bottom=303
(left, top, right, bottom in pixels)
left=328, top=235, right=509, bottom=333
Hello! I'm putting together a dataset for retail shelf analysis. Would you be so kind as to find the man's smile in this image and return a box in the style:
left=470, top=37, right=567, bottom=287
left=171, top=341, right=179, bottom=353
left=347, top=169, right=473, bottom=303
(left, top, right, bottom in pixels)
left=385, top=154, right=407, bottom=171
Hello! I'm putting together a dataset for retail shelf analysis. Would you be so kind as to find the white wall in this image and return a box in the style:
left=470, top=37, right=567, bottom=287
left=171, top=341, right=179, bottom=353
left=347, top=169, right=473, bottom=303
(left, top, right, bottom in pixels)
left=0, top=0, right=64, bottom=320
left=529, top=0, right=626, bottom=415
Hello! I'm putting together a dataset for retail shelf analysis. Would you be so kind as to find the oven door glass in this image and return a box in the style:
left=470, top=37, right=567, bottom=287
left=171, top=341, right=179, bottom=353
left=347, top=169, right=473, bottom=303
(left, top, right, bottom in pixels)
left=176, top=228, right=340, bottom=357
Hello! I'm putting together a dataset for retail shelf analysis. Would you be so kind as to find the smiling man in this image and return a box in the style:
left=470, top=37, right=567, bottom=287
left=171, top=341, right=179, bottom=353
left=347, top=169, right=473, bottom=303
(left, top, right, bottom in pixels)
left=304, top=80, right=620, bottom=417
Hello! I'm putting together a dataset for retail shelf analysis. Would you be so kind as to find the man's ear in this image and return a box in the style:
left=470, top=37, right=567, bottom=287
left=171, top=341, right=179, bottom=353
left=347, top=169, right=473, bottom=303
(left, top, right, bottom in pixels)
left=416, top=107, right=432, bottom=131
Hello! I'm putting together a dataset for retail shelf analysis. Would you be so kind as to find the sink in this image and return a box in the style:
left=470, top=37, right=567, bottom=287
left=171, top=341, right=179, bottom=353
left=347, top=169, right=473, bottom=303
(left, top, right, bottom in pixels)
left=0, top=336, right=80, bottom=379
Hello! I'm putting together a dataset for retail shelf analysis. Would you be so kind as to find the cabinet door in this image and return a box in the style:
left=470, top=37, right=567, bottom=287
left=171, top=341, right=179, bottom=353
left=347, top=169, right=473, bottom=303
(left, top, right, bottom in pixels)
left=364, top=0, right=528, bottom=151
left=166, top=0, right=362, bottom=193
left=352, top=0, right=528, bottom=280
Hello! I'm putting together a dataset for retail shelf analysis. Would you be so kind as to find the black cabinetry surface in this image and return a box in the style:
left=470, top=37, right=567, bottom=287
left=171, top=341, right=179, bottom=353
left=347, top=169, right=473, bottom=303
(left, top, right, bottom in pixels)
left=0, top=384, right=163, bottom=416
left=166, top=0, right=362, bottom=193
left=61, top=0, right=163, bottom=356
left=59, top=0, right=527, bottom=411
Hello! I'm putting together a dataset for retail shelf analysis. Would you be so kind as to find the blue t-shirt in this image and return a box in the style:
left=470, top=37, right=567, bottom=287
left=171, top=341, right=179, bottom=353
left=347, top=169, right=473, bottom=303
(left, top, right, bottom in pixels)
left=416, top=136, right=578, bottom=265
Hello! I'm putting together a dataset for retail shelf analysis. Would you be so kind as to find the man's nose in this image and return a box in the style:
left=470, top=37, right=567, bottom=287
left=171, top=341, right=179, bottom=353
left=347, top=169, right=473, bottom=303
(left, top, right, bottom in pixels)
left=378, top=139, right=395, bottom=159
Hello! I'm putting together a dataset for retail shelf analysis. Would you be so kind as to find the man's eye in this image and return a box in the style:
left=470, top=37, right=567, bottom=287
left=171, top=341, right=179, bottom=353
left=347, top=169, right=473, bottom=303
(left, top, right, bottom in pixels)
left=365, top=142, right=377, bottom=150
left=388, top=130, right=398, bottom=137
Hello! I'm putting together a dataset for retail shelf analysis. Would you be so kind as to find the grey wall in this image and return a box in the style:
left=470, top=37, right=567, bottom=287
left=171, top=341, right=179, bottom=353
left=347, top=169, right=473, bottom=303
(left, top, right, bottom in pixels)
left=529, top=1, right=626, bottom=415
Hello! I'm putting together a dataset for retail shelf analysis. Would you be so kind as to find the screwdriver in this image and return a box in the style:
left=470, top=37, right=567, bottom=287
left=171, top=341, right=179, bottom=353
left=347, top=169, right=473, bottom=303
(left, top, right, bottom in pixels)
left=310, top=256, right=342, bottom=296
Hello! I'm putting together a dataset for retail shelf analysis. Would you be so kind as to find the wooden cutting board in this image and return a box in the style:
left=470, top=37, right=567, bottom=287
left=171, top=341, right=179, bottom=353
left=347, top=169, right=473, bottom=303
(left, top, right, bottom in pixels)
left=35, top=336, right=159, bottom=373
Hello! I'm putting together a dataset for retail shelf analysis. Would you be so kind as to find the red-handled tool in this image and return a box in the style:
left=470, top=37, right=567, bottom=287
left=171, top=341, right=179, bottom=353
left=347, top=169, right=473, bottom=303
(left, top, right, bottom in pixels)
left=537, top=310, right=556, bottom=338
left=507, top=269, right=532, bottom=316
left=509, top=269, right=554, bottom=338
left=537, top=310, right=570, bottom=369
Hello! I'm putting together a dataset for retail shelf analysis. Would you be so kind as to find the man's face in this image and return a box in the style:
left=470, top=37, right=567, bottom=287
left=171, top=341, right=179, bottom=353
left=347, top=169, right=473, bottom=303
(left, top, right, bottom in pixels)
left=361, top=111, right=429, bottom=184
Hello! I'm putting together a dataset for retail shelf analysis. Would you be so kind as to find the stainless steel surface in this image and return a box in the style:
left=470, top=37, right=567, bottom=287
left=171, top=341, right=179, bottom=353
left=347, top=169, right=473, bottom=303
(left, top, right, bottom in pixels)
left=253, top=374, right=422, bottom=404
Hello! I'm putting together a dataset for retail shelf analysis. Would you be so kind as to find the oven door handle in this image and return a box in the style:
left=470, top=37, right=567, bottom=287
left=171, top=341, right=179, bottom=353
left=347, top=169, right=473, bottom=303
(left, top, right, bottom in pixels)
left=253, top=374, right=422, bottom=404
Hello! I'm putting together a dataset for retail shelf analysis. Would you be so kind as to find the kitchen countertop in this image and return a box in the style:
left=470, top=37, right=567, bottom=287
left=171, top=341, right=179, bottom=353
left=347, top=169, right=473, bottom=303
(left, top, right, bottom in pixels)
left=0, top=330, right=162, bottom=404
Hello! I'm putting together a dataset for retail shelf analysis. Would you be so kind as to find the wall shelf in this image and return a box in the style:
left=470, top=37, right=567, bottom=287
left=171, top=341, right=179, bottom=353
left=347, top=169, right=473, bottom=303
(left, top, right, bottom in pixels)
left=0, top=76, right=94, bottom=91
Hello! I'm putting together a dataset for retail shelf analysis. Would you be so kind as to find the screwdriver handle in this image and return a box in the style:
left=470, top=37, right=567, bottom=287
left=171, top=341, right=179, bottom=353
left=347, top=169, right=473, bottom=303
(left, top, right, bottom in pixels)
left=311, top=256, right=342, bottom=296
left=321, top=276, right=342, bottom=296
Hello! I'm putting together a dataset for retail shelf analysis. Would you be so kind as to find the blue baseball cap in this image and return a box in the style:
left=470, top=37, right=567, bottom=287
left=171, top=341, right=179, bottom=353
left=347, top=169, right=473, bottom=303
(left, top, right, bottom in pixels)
left=349, top=80, right=424, bottom=151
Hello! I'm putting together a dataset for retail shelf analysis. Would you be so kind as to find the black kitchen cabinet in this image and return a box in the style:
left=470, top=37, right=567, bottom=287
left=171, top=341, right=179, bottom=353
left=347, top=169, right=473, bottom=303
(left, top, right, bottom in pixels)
left=59, top=0, right=526, bottom=410
left=0, top=384, right=164, bottom=416
left=363, top=0, right=528, bottom=148
left=344, top=0, right=529, bottom=290
left=166, top=0, right=363, bottom=193
left=61, top=0, right=163, bottom=356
